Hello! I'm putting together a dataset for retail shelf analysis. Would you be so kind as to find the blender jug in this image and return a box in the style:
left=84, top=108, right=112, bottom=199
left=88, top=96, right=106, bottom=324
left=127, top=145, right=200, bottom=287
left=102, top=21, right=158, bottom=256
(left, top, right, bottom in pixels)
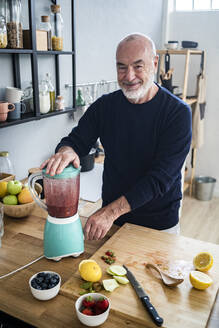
left=28, top=165, right=84, bottom=260
left=28, top=165, right=80, bottom=218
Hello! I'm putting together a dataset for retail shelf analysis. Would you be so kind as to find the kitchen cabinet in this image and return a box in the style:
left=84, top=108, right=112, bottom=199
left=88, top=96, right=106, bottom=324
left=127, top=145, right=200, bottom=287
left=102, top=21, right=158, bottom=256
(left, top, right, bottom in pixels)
left=156, top=49, right=206, bottom=195
left=0, top=0, right=76, bottom=129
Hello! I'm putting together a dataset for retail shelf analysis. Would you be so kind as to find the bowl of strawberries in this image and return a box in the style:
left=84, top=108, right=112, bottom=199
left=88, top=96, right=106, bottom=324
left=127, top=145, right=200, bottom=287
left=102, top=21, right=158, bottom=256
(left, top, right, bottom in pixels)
left=75, top=293, right=110, bottom=327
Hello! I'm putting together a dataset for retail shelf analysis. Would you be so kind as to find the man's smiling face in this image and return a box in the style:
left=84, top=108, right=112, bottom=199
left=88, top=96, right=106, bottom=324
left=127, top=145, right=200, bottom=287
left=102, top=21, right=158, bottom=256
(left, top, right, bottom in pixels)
left=116, top=39, right=158, bottom=104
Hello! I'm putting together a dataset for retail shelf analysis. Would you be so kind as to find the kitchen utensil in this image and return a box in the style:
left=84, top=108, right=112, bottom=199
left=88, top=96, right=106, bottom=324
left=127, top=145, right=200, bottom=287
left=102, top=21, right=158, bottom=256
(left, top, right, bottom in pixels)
left=0, top=102, right=15, bottom=121
left=164, top=41, right=178, bottom=50
left=123, top=264, right=163, bottom=327
left=28, top=165, right=84, bottom=261
left=146, top=263, right=184, bottom=287
left=8, top=101, right=26, bottom=120
left=80, top=148, right=96, bottom=172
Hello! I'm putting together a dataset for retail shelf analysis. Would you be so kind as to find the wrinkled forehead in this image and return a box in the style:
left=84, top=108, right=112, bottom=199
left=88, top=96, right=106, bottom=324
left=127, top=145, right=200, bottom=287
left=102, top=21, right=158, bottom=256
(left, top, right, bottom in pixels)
left=116, top=39, right=152, bottom=64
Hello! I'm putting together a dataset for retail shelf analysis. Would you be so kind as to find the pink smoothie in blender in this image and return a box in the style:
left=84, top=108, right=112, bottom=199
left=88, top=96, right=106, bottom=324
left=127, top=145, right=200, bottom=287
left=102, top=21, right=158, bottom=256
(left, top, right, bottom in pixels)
left=43, top=174, right=80, bottom=218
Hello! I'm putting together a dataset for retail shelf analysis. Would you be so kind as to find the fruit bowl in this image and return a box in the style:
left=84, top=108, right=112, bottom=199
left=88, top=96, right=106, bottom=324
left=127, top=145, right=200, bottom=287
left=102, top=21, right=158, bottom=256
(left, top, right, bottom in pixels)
left=0, top=183, right=42, bottom=218
left=75, top=293, right=110, bottom=327
left=29, top=271, right=61, bottom=301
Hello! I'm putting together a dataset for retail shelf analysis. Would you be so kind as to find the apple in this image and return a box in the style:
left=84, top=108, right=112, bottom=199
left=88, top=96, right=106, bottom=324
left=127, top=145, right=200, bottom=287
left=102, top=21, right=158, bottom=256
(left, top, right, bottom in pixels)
left=3, top=195, right=18, bottom=205
left=7, top=180, right=22, bottom=195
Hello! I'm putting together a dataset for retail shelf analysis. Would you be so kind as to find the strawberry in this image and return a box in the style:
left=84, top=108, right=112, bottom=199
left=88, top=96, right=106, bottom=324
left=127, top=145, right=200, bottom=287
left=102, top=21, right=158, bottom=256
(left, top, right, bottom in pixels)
left=82, top=308, right=93, bottom=316
left=82, top=296, right=95, bottom=308
left=93, top=305, right=103, bottom=315
left=105, top=250, right=114, bottom=257
left=96, top=297, right=109, bottom=312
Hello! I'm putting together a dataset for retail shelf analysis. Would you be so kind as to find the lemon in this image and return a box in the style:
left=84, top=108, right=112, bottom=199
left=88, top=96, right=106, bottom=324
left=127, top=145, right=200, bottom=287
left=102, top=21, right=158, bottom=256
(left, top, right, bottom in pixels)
left=79, top=260, right=102, bottom=282
left=189, top=271, right=213, bottom=290
left=0, top=181, right=8, bottom=198
left=193, top=252, right=213, bottom=272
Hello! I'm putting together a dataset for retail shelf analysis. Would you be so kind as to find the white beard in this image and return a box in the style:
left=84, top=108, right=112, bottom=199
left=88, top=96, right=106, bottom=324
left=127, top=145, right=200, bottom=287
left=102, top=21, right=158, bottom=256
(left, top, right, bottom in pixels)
left=121, top=72, right=154, bottom=103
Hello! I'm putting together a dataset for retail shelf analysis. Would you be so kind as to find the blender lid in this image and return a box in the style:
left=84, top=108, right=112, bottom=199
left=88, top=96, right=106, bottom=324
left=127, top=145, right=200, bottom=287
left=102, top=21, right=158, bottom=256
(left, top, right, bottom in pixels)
left=43, top=164, right=81, bottom=179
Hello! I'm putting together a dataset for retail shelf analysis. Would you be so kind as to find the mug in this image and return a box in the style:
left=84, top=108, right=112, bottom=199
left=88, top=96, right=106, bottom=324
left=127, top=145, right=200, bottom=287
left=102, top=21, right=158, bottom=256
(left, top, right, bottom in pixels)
left=5, top=87, right=24, bottom=103
left=0, top=203, right=4, bottom=248
left=0, top=102, right=15, bottom=122
left=8, top=102, right=26, bottom=120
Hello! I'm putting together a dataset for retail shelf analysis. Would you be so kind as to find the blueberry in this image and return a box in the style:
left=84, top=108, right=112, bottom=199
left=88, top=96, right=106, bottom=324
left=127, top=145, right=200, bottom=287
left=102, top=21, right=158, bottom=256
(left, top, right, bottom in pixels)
left=50, top=277, right=58, bottom=285
left=53, top=274, right=59, bottom=281
left=36, top=277, right=44, bottom=284
left=41, top=283, right=48, bottom=290
left=45, top=273, right=52, bottom=280
left=31, top=281, right=38, bottom=288
left=37, top=272, right=46, bottom=278
left=35, top=285, right=42, bottom=290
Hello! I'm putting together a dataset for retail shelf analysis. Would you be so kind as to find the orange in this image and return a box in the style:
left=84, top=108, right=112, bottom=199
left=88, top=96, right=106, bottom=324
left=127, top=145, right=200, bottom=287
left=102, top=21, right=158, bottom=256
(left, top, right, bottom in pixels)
left=18, top=187, right=33, bottom=204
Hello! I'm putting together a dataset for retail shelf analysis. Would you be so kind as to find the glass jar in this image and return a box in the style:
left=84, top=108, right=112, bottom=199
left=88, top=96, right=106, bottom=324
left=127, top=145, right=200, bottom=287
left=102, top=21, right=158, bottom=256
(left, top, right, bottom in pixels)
left=6, top=0, right=23, bottom=49
left=22, top=82, right=33, bottom=113
left=50, top=4, right=63, bottom=51
left=0, top=0, right=7, bottom=48
left=45, top=73, right=55, bottom=111
left=55, top=95, right=65, bottom=111
left=39, top=15, right=52, bottom=51
left=0, top=151, right=14, bottom=174
left=39, top=80, right=50, bottom=114
left=0, top=15, right=7, bottom=48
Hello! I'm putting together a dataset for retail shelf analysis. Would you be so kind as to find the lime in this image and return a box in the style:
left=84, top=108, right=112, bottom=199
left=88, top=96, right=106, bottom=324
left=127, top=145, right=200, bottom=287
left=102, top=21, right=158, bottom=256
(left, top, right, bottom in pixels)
left=108, top=265, right=127, bottom=276
left=102, top=279, right=119, bottom=292
left=113, top=275, right=129, bottom=284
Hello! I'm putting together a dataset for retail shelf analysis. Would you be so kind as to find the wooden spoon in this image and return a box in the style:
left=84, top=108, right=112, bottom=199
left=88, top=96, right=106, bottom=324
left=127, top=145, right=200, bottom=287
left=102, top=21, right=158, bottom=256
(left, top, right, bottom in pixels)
left=146, top=263, right=184, bottom=287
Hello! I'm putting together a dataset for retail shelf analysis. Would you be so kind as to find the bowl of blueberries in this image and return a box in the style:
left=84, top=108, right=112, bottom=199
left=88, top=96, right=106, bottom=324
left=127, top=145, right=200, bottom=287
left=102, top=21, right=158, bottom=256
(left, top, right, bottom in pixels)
left=29, top=271, right=61, bottom=301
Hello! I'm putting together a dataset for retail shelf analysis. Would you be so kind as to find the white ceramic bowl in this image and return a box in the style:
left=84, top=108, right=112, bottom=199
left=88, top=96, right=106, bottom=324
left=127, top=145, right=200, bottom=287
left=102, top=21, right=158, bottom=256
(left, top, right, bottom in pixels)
left=165, top=42, right=178, bottom=50
left=75, top=293, right=110, bottom=327
left=29, top=271, right=61, bottom=301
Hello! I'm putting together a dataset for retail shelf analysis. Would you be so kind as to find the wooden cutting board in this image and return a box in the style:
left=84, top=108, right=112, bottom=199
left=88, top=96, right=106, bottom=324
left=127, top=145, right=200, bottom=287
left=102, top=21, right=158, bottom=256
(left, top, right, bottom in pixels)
left=60, top=223, right=219, bottom=328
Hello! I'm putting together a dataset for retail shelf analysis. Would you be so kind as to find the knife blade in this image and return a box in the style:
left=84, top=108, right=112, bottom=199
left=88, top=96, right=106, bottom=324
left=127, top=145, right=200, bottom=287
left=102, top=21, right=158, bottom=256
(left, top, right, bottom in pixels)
left=123, top=265, right=164, bottom=327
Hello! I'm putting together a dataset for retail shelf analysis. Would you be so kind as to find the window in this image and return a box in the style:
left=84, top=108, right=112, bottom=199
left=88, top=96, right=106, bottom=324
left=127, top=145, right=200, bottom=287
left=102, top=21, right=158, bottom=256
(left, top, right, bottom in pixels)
left=175, top=0, right=219, bottom=10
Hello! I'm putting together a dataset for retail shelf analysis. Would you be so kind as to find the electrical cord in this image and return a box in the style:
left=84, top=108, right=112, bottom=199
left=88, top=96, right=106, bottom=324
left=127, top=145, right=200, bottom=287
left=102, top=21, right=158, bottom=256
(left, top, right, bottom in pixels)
left=0, top=255, right=44, bottom=279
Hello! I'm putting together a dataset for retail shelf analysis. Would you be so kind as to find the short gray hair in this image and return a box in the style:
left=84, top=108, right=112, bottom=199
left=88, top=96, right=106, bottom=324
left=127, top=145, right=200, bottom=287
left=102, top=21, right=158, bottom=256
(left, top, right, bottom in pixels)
left=116, top=33, right=156, bottom=58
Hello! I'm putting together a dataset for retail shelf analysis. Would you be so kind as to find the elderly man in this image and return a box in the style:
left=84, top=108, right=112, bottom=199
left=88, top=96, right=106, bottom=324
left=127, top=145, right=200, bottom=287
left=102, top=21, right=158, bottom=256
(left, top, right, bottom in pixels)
left=41, top=33, right=192, bottom=240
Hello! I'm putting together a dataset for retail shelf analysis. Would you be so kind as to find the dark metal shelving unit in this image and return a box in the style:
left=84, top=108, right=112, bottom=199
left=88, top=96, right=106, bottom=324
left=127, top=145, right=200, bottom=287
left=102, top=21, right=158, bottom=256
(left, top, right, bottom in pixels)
left=0, top=0, right=76, bottom=129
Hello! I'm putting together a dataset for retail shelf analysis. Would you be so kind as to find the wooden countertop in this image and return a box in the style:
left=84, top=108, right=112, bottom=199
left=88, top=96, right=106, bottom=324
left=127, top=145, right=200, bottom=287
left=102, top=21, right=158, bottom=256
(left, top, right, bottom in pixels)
left=0, top=203, right=218, bottom=328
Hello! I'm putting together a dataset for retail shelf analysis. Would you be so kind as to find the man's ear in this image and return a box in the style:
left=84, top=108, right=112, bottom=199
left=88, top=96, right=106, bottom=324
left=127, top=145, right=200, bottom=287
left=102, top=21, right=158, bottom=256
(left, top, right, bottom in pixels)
left=153, top=55, right=159, bottom=73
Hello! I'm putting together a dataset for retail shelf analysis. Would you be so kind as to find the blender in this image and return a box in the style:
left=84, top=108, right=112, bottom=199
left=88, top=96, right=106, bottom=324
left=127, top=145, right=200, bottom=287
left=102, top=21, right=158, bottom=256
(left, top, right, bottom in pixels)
left=28, top=165, right=84, bottom=261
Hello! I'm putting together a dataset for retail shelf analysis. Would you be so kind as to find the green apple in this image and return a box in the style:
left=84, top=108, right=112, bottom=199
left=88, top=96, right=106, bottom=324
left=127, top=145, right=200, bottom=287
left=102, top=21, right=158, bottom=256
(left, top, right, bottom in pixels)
left=3, top=195, right=18, bottom=205
left=7, top=180, right=22, bottom=195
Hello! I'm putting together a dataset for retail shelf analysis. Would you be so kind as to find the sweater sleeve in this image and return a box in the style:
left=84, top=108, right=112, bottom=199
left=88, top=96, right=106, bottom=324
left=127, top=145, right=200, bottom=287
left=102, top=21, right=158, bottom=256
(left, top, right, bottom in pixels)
left=124, top=104, right=192, bottom=210
left=55, top=99, right=101, bottom=157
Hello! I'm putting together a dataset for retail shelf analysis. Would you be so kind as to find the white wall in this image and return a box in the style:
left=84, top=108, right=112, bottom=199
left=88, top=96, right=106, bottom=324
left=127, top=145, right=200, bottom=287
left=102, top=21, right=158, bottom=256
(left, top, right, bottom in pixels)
left=0, top=0, right=164, bottom=180
left=167, top=9, right=219, bottom=195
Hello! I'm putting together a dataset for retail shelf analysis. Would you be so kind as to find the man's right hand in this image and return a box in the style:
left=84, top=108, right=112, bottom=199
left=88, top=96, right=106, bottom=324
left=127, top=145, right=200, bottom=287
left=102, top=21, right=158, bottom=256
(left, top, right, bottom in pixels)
left=40, top=146, right=80, bottom=176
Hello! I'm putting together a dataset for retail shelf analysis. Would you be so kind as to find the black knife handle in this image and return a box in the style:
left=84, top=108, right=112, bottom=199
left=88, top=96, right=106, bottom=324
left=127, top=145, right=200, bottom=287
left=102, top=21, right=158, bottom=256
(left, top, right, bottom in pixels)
left=140, top=296, right=163, bottom=327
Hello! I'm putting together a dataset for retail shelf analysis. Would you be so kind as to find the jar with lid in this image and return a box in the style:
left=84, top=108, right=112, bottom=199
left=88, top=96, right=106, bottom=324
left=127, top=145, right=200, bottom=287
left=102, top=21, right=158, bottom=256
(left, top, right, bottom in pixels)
left=23, top=82, right=33, bottom=113
left=0, top=0, right=7, bottom=48
left=50, top=4, right=63, bottom=51
left=39, top=80, right=50, bottom=114
left=55, top=95, right=65, bottom=111
left=6, top=0, right=23, bottom=49
left=0, top=151, right=14, bottom=175
left=39, top=16, right=52, bottom=51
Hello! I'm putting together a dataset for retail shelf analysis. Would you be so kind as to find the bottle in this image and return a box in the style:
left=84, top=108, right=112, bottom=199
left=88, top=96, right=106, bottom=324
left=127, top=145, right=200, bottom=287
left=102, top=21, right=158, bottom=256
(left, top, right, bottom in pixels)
left=50, top=4, right=63, bottom=51
left=40, top=16, right=52, bottom=51
left=45, top=73, right=55, bottom=111
left=39, top=80, right=50, bottom=114
left=6, top=0, right=23, bottom=49
left=55, top=95, right=65, bottom=111
left=0, top=151, right=14, bottom=174
left=76, top=89, right=85, bottom=107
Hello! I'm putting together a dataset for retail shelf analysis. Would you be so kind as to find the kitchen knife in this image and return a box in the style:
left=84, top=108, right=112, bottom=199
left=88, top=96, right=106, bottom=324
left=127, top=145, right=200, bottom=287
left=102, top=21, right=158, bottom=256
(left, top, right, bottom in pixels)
left=123, top=265, right=164, bottom=327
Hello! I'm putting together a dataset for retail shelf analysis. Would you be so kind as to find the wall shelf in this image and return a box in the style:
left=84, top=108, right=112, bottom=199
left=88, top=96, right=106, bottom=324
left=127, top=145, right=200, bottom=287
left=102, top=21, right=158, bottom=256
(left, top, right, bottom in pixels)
left=0, top=0, right=76, bottom=129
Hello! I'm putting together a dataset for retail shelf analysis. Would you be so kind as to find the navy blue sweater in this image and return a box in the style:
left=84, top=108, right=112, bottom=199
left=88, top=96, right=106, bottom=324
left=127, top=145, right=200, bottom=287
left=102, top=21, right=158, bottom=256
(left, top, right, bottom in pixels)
left=56, top=86, right=192, bottom=230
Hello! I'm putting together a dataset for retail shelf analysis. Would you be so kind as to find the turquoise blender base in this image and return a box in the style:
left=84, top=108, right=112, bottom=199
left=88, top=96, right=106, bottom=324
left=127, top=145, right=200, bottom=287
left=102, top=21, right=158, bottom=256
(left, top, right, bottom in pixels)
left=44, top=214, right=84, bottom=261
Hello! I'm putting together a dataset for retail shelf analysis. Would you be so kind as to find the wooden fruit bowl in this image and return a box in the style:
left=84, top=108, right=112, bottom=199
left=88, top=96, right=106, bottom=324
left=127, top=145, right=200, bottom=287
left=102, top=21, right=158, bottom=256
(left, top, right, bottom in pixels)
left=0, top=183, right=42, bottom=218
